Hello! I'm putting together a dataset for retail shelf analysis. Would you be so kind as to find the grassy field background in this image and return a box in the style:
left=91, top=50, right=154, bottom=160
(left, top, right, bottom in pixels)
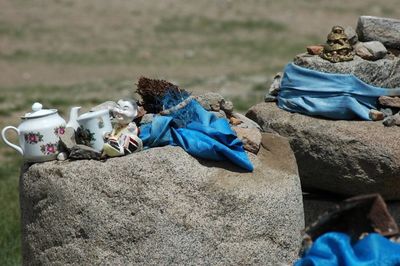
left=1, top=0, right=399, bottom=264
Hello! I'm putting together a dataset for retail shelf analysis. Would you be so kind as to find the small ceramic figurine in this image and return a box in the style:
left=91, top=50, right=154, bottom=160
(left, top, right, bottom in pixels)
left=102, top=99, right=143, bottom=157
left=321, top=25, right=354, bottom=63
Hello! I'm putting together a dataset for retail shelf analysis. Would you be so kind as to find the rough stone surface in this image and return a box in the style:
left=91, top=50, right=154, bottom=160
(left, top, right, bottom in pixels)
left=357, top=16, right=400, bottom=49
left=344, top=26, right=358, bottom=45
left=303, top=194, right=400, bottom=228
left=354, top=41, right=387, bottom=61
left=380, top=108, right=394, bottom=117
left=268, top=72, right=283, bottom=96
left=246, top=102, right=400, bottom=200
left=383, top=115, right=397, bottom=127
left=264, top=95, right=277, bottom=102
left=383, top=113, right=400, bottom=127
left=231, top=112, right=261, bottom=130
left=294, top=54, right=400, bottom=88
left=221, top=100, right=234, bottom=115
left=196, top=93, right=224, bottom=112
left=69, top=144, right=101, bottom=160
left=59, top=127, right=76, bottom=151
left=369, top=109, right=384, bottom=121
left=21, top=134, right=304, bottom=265
left=379, top=96, right=400, bottom=108
left=232, top=127, right=262, bottom=154
left=306, top=45, right=323, bottom=55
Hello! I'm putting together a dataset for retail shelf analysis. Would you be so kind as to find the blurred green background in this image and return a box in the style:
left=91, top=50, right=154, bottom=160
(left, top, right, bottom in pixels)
left=1, top=0, right=399, bottom=264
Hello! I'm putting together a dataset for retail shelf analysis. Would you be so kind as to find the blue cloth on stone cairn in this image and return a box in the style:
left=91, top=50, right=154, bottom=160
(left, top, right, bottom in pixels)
left=278, top=63, right=400, bottom=120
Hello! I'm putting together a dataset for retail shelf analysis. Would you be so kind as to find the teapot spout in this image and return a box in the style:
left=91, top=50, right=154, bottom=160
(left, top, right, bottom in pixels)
left=66, top=106, right=81, bottom=130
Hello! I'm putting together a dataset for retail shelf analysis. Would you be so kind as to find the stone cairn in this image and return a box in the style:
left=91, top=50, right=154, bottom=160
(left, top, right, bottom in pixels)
left=257, top=16, right=400, bottom=252
left=265, top=15, right=400, bottom=127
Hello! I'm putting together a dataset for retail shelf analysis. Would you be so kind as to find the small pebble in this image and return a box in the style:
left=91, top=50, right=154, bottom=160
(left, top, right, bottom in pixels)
left=57, top=152, right=68, bottom=161
left=369, top=109, right=384, bottom=121
left=383, top=116, right=396, bottom=127
left=306, top=45, right=324, bottom=55
left=265, top=94, right=277, bottom=102
left=379, top=108, right=394, bottom=117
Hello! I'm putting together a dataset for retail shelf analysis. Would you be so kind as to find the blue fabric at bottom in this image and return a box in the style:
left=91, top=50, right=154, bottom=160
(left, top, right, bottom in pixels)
left=295, top=232, right=400, bottom=266
left=139, top=100, right=253, bottom=171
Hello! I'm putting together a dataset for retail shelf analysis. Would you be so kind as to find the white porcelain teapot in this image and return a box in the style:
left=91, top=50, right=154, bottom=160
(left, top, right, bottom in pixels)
left=1, top=102, right=66, bottom=162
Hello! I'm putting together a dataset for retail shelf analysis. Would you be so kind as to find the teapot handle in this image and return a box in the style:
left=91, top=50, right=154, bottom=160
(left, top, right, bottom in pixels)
left=1, top=126, right=23, bottom=155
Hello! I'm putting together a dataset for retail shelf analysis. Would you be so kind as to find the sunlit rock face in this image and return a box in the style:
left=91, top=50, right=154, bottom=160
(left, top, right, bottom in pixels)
left=20, top=135, right=304, bottom=265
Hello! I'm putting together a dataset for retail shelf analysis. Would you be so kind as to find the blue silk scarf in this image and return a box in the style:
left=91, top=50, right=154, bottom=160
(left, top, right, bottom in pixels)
left=278, top=63, right=400, bottom=120
left=139, top=100, right=254, bottom=172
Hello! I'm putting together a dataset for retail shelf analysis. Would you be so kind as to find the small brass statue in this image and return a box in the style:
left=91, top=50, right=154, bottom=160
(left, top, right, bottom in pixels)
left=321, top=26, right=354, bottom=63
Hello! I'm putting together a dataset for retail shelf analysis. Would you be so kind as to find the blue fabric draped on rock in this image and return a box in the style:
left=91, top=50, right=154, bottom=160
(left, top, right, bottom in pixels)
left=139, top=100, right=254, bottom=171
left=278, top=63, right=400, bottom=120
left=295, top=232, right=400, bottom=266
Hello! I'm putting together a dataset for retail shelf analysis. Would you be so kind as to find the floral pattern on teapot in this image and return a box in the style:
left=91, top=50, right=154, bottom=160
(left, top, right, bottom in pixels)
left=54, top=126, right=66, bottom=136
left=40, top=142, right=58, bottom=155
left=24, top=132, right=44, bottom=144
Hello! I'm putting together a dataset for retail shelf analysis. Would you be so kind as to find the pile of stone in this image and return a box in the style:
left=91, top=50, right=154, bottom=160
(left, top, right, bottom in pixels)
left=306, top=16, right=400, bottom=61
left=259, top=15, right=400, bottom=229
left=265, top=16, right=400, bottom=126
left=377, top=96, right=400, bottom=126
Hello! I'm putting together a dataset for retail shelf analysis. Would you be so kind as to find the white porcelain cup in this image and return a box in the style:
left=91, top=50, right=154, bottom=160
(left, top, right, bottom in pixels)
left=77, top=109, right=112, bottom=151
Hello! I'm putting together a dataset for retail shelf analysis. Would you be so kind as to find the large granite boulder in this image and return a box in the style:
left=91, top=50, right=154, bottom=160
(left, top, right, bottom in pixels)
left=20, top=133, right=304, bottom=265
left=246, top=102, right=400, bottom=200
left=294, top=54, right=400, bottom=88
left=356, top=16, right=400, bottom=49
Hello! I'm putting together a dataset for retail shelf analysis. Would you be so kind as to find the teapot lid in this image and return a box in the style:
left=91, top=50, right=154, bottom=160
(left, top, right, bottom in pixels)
left=22, top=102, right=57, bottom=119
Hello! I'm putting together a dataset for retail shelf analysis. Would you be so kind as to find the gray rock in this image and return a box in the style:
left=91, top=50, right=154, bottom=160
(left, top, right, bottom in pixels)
left=59, top=127, right=76, bottom=151
left=379, top=96, right=400, bottom=108
left=232, top=126, right=262, bottom=154
left=265, top=94, right=277, bottom=102
left=383, top=113, right=400, bottom=127
left=196, top=93, right=224, bottom=112
left=368, top=109, right=384, bottom=121
left=380, top=108, right=394, bottom=117
left=196, top=93, right=236, bottom=116
left=383, top=115, right=397, bottom=127
left=354, top=41, right=387, bottom=61
left=294, top=54, right=400, bottom=88
left=357, top=16, right=400, bottom=49
left=69, top=144, right=101, bottom=160
left=303, top=194, right=400, bottom=228
left=231, top=112, right=261, bottom=130
left=56, top=152, right=68, bottom=161
left=20, top=134, right=304, bottom=265
left=344, top=26, right=358, bottom=45
left=247, top=102, right=400, bottom=200
left=221, top=100, right=234, bottom=115
left=269, top=72, right=283, bottom=96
